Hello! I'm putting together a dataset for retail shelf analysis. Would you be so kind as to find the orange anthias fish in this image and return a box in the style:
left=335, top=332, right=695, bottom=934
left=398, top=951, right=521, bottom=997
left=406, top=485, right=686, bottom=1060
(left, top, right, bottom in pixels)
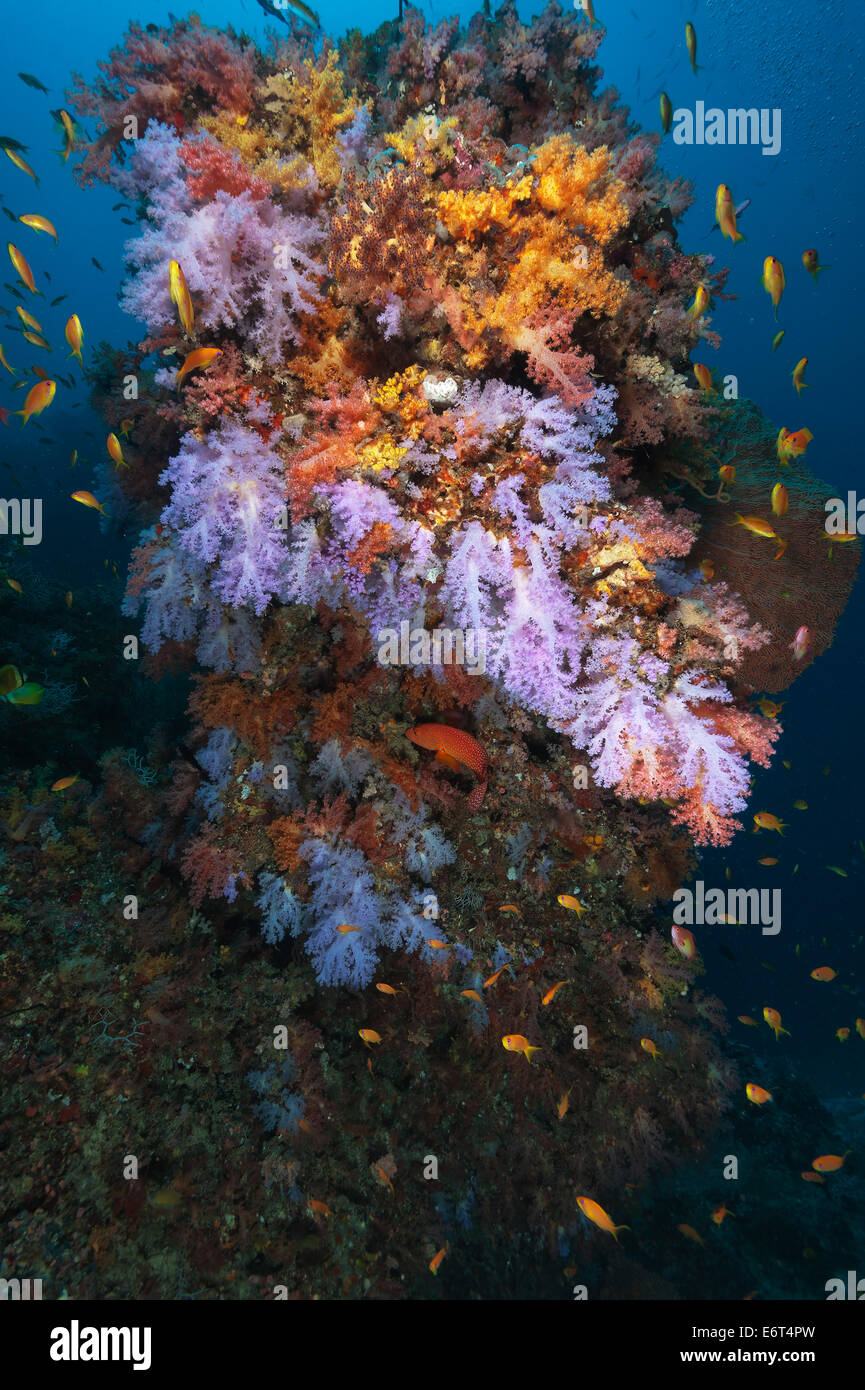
left=502, top=1033, right=541, bottom=1063
left=577, top=1197, right=629, bottom=1241
left=65, top=314, right=84, bottom=365
left=693, top=363, right=715, bottom=392
left=106, top=432, right=127, bottom=469
left=307, top=1198, right=331, bottom=1218
left=715, top=184, right=744, bottom=243
left=51, top=774, right=79, bottom=791
left=802, top=248, right=829, bottom=283
left=557, top=1088, right=572, bottom=1120
left=771, top=483, right=788, bottom=517
left=711, top=1204, right=734, bottom=1225
left=801, top=1171, right=825, bottom=1184
left=792, top=358, right=809, bottom=395
left=810, top=966, right=836, bottom=982
left=483, top=965, right=511, bottom=989
left=557, top=893, right=587, bottom=916
left=358, top=1028, right=382, bottom=1047
left=754, top=811, right=786, bottom=835
left=640, top=1037, right=660, bottom=1060
left=836, top=1027, right=850, bottom=1042
left=718, top=464, right=735, bottom=484
left=541, top=980, right=567, bottom=1006
left=762, top=256, right=785, bottom=318
left=18, top=213, right=57, bottom=242
left=8, top=242, right=38, bottom=294
left=460, top=989, right=483, bottom=1003
left=16, top=305, right=42, bottom=332
left=677, top=1223, right=704, bottom=1246
left=406, top=723, right=488, bottom=812
left=737, top=1015, right=759, bottom=1027
left=812, top=1152, right=851, bottom=1173
left=70, top=490, right=106, bottom=515
left=375, top=983, right=398, bottom=996
left=169, top=259, right=195, bottom=337
left=746, top=1083, right=772, bottom=1105
left=763, top=1006, right=790, bottom=1041
left=777, top=426, right=813, bottom=463
left=175, top=346, right=222, bottom=389
left=429, top=1246, right=448, bottom=1275
left=730, top=514, right=786, bottom=559
left=671, top=925, right=696, bottom=959
left=4, top=147, right=39, bottom=185
left=687, top=283, right=711, bottom=320
left=14, top=378, right=54, bottom=425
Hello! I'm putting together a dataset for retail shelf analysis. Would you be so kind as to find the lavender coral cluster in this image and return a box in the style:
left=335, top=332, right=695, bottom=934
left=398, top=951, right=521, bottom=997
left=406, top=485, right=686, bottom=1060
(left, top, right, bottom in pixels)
left=77, top=3, right=802, bottom=994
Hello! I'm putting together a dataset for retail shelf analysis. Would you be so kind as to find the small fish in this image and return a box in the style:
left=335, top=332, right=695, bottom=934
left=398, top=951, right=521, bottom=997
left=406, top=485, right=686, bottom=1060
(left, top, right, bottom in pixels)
left=771, top=482, right=788, bottom=517
left=168, top=259, right=195, bottom=337
left=56, top=109, right=75, bottom=163
left=120, top=218, right=135, bottom=226
left=762, top=1006, right=790, bottom=1041
left=483, top=965, right=511, bottom=990
left=685, top=21, right=700, bottom=74
left=836, top=1027, right=851, bottom=1042
left=428, top=1246, right=447, bottom=1275
left=557, top=1088, right=572, bottom=1120
left=801, top=1171, right=825, bottom=1184
left=175, top=346, right=223, bottom=390
left=541, top=980, right=567, bottom=1006
left=14, top=378, right=54, bottom=425
left=810, top=967, right=836, bottom=981
left=671, top=925, right=696, bottom=959
left=737, top=1016, right=759, bottom=1027
left=6, top=578, right=23, bottom=593
left=51, top=775, right=79, bottom=791
left=15, top=305, right=42, bottom=331
left=745, top=1083, right=772, bottom=1105
left=856, top=1018, right=865, bottom=1040
left=358, top=1028, right=382, bottom=1047
left=460, top=989, right=483, bottom=1003
left=4, top=147, right=39, bottom=185
left=772, top=329, right=785, bottom=352
left=119, top=418, right=134, bottom=437
left=3, top=681, right=44, bottom=705
left=698, top=557, right=714, bottom=581
left=791, top=358, right=810, bottom=395
left=68, top=450, right=77, bottom=468
left=18, top=213, right=57, bottom=241
left=792, top=799, right=807, bottom=810
left=730, top=513, right=785, bottom=559
left=22, top=330, right=49, bottom=349
left=577, top=1197, right=629, bottom=1241
left=70, top=489, right=106, bottom=515
left=426, top=938, right=448, bottom=950
left=407, top=723, right=488, bottom=812
left=715, top=184, right=744, bottom=243
left=91, top=257, right=104, bottom=271
left=337, top=923, right=360, bottom=934
left=694, top=362, right=715, bottom=392
left=49, top=294, right=67, bottom=307
left=756, top=698, right=784, bottom=718
left=789, top=625, right=811, bottom=662
left=711, top=1204, right=734, bottom=1225
left=306, top=1198, right=331, bottom=1218
left=112, top=202, right=130, bottom=212
left=0, top=136, right=30, bottom=153
left=65, top=314, right=84, bottom=365
left=812, top=1152, right=850, bottom=1173
left=758, top=858, right=778, bottom=867
left=677, top=1223, right=704, bottom=1247
left=802, top=248, right=828, bottom=283
left=660, top=92, right=672, bottom=134
left=754, top=812, right=785, bottom=835
left=718, top=464, right=735, bottom=484
left=640, top=1037, right=660, bottom=1060
left=375, top=983, right=398, bottom=996
left=498, top=904, right=520, bottom=915
left=501, top=1033, right=541, bottom=1063
left=7, top=243, right=37, bottom=294
left=1, top=208, right=15, bottom=223
left=65, top=590, right=72, bottom=607
left=686, top=283, right=711, bottom=320
left=762, top=256, right=785, bottom=318
left=826, top=865, right=847, bottom=878
left=18, top=73, right=50, bottom=93
left=558, top=894, right=587, bottom=916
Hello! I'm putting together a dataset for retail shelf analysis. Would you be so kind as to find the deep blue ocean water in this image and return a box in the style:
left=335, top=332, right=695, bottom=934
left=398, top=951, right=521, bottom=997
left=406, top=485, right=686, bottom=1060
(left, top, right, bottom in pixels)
left=1, top=0, right=863, bottom=1221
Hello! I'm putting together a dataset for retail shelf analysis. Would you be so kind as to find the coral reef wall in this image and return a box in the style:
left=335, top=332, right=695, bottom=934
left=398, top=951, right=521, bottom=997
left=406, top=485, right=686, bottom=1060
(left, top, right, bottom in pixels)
left=16, top=3, right=849, bottom=1296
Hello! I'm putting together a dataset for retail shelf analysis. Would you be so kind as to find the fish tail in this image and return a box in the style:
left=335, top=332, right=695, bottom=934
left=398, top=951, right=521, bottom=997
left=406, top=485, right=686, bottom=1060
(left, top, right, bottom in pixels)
left=729, top=513, right=744, bottom=527
left=467, top=778, right=487, bottom=814
left=524, top=1045, right=542, bottom=1063
left=773, top=540, right=787, bottom=561
left=612, top=1224, right=630, bottom=1241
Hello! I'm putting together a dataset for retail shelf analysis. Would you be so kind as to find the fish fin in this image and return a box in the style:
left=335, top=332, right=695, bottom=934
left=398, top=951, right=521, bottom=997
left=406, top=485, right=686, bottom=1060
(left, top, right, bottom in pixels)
left=434, top=750, right=464, bottom=773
